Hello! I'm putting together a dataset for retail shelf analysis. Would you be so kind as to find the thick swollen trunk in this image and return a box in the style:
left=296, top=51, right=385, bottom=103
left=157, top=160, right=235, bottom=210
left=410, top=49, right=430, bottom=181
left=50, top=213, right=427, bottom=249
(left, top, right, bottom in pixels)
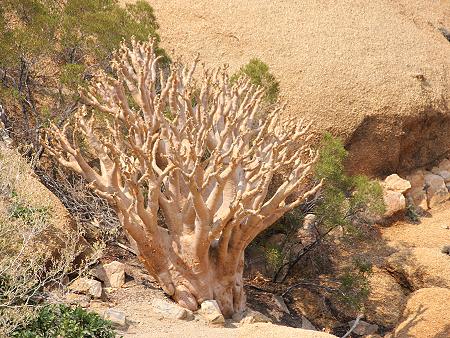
left=139, top=244, right=246, bottom=318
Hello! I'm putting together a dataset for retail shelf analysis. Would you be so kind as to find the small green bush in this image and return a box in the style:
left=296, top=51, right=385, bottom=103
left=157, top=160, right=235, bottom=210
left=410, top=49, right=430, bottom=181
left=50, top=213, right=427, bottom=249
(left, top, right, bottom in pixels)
left=315, top=133, right=385, bottom=233
left=12, top=304, right=116, bottom=338
left=231, top=58, right=279, bottom=104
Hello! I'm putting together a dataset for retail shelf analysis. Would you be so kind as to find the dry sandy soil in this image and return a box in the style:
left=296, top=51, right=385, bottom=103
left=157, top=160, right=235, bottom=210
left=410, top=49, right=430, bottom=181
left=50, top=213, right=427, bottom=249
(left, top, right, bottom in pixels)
left=123, top=0, right=450, bottom=175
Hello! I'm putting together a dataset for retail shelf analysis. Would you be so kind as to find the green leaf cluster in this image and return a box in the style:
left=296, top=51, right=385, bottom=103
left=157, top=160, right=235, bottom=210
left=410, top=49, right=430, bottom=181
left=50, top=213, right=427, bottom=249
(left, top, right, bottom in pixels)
left=0, top=0, right=167, bottom=146
left=315, top=133, right=385, bottom=233
left=12, top=304, right=116, bottom=338
left=231, top=58, right=279, bottom=104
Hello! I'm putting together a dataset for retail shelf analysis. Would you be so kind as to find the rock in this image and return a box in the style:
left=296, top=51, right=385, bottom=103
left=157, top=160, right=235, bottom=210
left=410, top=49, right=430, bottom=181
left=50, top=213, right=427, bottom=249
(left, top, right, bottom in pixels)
left=348, top=319, right=378, bottom=336
left=405, top=188, right=428, bottom=211
left=424, top=173, right=449, bottom=208
left=102, top=261, right=125, bottom=288
left=104, top=309, right=127, bottom=328
left=384, top=174, right=411, bottom=193
left=386, top=248, right=450, bottom=289
left=406, top=170, right=425, bottom=190
left=438, top=158, right=450, bottom=172
left=437, top=170, right=450, bottom=183
left=394, top=288, right=450, bottom=338
left=198, top=300, right=225, bottom=324
left=383, top=190, right=406, bottom=217
left=68, top=277, right=102, bottom=298
left=151, top=298, right=194, bottom=321
left=364, top=271, right=407, bottom=328
left=301, top=316, right=317, bottom=331
left=152, top=1, right=450, bottom=177
left=272, top=295, right=290, bottom=314
left=240, top=309, right=271, bottom=324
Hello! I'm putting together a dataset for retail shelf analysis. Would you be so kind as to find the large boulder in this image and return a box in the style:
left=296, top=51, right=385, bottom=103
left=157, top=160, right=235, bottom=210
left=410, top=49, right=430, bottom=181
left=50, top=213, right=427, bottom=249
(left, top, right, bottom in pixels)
left=150, top=0, right=450, bottom=176
left=364, top=271, right=408, bottom=328
left=383, top=174, right=411, bottom=194
left=393, top=288, right=450, bottom=338
left=0, top=145, right=90, bottom=261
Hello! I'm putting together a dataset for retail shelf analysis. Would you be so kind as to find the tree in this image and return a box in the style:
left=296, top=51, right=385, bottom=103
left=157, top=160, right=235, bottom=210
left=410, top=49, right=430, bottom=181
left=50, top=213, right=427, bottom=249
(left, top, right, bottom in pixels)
left=0, top=0, right=166, bottom=149
left=43, top=39, right=321, bottom=317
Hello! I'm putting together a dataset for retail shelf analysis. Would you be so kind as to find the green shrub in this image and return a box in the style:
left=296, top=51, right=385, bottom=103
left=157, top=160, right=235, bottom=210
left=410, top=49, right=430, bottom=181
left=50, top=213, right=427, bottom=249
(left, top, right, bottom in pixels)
left=315, top=133, right=385, bottom=233
left=337, top=258, right=372, bottom=310
left=231, top=58, right=279, bottom=104
left=0, top=0, right=168, bottom=148
left=12, top=304, right=116, bottom=338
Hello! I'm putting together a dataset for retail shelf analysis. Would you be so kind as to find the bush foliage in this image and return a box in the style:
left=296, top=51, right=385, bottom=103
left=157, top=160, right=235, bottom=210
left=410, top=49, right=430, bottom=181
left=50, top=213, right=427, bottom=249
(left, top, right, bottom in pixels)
left=11, top=304, right=116, bottom=338
left=0, top=0, right=166, bottom=148
left=315, top=132, right=385, bottom=233
left=231, top=58, right=279, bottom=104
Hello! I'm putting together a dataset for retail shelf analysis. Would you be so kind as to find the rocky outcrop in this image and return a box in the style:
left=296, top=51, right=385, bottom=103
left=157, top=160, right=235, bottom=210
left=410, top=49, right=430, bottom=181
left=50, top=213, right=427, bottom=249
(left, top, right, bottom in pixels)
left=386, top=248, right=450, bottom=290
left=393, top=288, right=450, bottom=338
left=151, top=0, right=450, bottom=176
left=364, top=271, right=408, bottom=328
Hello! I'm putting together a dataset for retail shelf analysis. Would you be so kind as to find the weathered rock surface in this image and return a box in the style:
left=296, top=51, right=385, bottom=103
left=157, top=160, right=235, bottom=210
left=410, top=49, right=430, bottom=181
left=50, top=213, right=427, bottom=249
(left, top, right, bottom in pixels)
left=301, top=316, right=318, bottom=331
left=272, top=295, right=290, bottom=314
left=198, top=300, right=225, bottom=325
left=424, top=173, right=449, bottom=208
left=93, top=261, right=126, bottom=288
left=239, top=309, right=271, bottom=324
left=348, top=319, right=379, bottom=336
left=68, top=277, right=102, bottom=298
left=393, top=288, right=450, bottom=338
left=104, top=308, right=127, bottom=328
left=383, top=190, right=406, bottom=217
left=150, top=0, right=450, bottom=176
left=151, top=298, right=194, bottom=321
left=364, top=271, right=408, bottom=328
left=386, top=248, right=450, bottom=289
left=384, top=174, right=411, bottom=194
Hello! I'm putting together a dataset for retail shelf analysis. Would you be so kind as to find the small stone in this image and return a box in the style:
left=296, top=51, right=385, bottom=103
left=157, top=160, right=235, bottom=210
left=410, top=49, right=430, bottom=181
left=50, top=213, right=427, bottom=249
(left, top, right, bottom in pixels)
left=272, top=295, right=290, bottom=314
left=441, top=245, right=450, bottom=255
left=93, top=261, right=125, bottom=288
left=240, top=309, right=271, bottom=324
left=441, top=225, right=450, bottom=230
left=301, top=316, right=317, bottom=331
left=348, top=319, right=379, bottom=336
left=384, top=174, right=411, bottom=193
left=151, top=298, right=193, bottom=321
left=68, top=277, right=102, bottom=298
left=104, top=309, right=127, bottom=328
left=198, top=300, right=225, bottom=325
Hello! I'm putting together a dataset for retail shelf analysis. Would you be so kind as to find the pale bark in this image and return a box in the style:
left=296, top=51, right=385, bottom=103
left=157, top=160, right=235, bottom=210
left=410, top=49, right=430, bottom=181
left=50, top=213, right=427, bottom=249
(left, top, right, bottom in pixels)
left=43, top=38, right=321, bottom=317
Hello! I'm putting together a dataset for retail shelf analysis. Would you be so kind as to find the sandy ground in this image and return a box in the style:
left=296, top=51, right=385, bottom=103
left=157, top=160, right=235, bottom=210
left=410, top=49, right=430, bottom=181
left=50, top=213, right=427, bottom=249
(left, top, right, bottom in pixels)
left=382, top=202, right=450, bottom=250
left=90, top=284, right=335, bottom=338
